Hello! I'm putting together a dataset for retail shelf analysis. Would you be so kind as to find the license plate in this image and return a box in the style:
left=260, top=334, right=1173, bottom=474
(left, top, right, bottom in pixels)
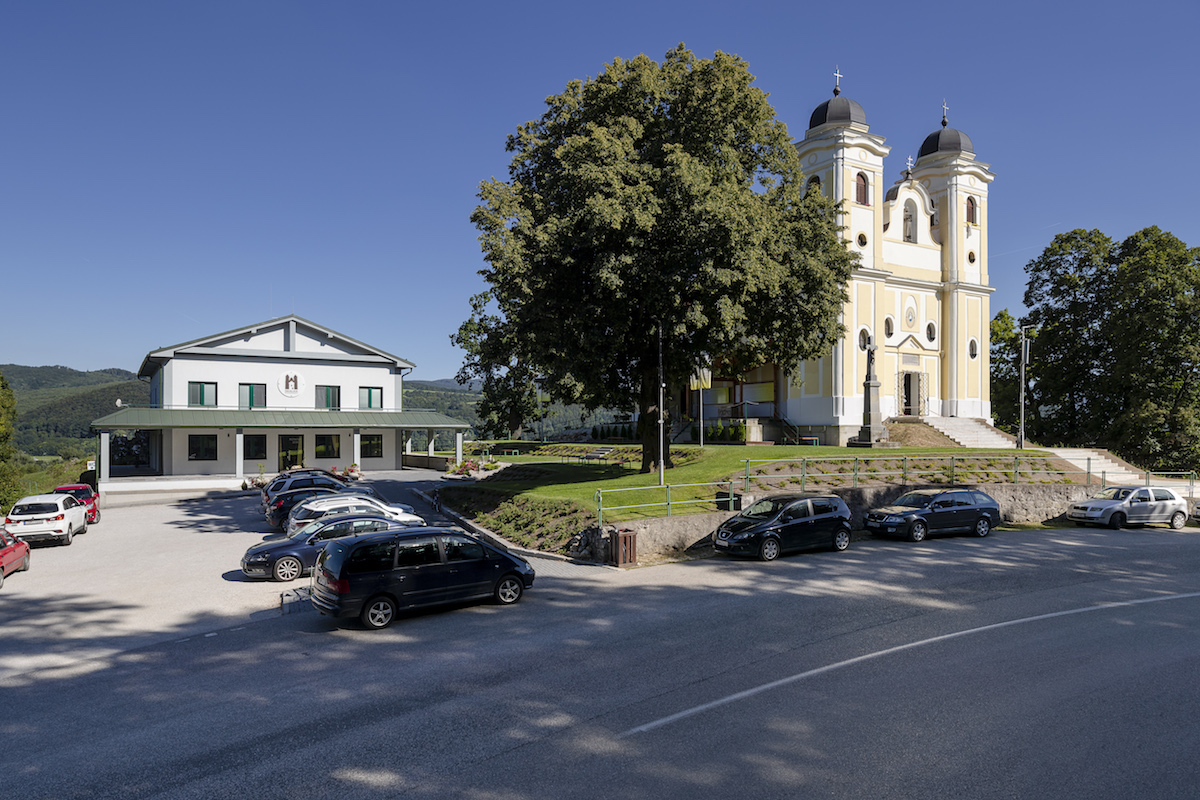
left=714, top=538, right=728, bottom=548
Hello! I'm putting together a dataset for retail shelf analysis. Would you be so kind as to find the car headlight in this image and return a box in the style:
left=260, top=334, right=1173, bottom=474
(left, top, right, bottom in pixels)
left=731, top=531, right=755, bottom=541
left=883, top=515, right=903, bottom=524
left=246, top=553, right=270, bottom=562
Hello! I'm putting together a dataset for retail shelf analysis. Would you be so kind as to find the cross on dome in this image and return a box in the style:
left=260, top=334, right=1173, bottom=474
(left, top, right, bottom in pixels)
left=833, top=66, right=843, bottom=96
left=941, top=99, right=949, bottom=128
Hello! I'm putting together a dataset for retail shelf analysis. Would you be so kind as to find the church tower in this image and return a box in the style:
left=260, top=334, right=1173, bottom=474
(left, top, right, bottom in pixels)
left=909, top=104, right=996, bottom=418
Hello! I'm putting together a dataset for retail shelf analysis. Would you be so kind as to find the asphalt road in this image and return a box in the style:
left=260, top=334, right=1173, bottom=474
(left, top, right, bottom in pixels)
left=4, top=489, right=1200, bottom=799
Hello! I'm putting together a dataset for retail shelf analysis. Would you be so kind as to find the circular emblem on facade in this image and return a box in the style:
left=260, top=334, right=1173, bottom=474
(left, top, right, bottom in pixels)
left=808, top=154, right=817, bottom=165
left=858, top=149, right=868, bottom=160
left=969, top=176, right=978, bottom=187
left=906, top=308, right=916, bottom=327
left=278, top=371, right=306, bottom=398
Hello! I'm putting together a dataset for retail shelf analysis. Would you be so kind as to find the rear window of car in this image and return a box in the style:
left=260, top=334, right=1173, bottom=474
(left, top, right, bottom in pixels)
left=54, top=487, right=93, bottom=499
left=12, top=502, right=60, bottom=515
left=810, top=498, right=838, bottom=515
left=346, top=540, right=398, bottom=573
left=1152, top=489, right=1176, bottom=501
left=972, top=492, right=994, bottom=506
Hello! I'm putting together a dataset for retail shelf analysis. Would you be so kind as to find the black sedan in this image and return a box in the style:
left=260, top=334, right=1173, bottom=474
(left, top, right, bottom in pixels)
left=241, top=514, right=397, bottom=581
left=864, top=488, right=1000, bottom=542
left=712, top=493, right=852, bottom=561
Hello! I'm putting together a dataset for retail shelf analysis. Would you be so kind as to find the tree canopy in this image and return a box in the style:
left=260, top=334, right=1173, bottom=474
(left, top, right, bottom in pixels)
left=995, top=226, right=1200, bottom=470
left=462, top=45, right=855, bottom=470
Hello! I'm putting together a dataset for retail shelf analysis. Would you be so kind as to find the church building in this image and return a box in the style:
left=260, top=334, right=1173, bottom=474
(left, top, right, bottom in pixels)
left=705, top=77, right=996, bottom=445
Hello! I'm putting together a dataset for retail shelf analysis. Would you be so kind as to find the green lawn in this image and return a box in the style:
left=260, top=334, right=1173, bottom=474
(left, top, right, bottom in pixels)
left=443, top=443, right=1057, bottom=524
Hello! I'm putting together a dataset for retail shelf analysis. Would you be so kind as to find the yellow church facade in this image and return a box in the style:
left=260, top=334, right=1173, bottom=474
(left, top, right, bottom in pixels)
left=706, top=84, right=995, bottom=445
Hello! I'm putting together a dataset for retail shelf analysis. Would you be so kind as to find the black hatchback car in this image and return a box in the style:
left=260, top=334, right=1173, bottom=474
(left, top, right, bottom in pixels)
left=712, top=493, right=852, bottom=561
left=311, top=527, right=536, bottom=629
left=864, top=488, right=1000, bottom=542
left=242, top=513, right=397, bottom=581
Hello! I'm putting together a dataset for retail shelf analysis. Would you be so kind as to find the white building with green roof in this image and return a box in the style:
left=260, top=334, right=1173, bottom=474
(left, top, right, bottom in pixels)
left=90, top=315, right=470, bottom=494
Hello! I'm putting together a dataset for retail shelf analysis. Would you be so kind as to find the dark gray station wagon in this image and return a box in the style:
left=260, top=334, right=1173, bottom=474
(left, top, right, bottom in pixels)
left=311, top=527, right=536, bottom=629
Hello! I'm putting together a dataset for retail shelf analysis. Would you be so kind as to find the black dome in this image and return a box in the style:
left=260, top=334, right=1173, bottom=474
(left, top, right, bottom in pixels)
left=808, top=95, right=867, bottom=130
left=917, top=126, right=974, bottom=159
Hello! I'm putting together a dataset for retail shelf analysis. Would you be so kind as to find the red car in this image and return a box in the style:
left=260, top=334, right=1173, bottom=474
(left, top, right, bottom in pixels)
left=0, top=529, right=30, bottom=589
left=52, top=484, right=101, bottom=524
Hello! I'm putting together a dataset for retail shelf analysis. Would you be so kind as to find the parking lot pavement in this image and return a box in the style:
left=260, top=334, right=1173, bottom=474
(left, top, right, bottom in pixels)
left=0, top=470, right=620, bottom=682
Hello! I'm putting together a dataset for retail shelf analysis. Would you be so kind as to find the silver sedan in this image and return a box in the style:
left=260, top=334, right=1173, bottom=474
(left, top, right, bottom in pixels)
left=1068, top=486, right=1189, bottom=530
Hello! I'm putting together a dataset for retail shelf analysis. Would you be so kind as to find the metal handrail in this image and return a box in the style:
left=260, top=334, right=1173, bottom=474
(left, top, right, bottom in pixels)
left=596, top=481, right=735, bottom=527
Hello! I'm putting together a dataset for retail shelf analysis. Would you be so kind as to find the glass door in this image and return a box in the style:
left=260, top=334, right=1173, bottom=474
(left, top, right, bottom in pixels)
left=278, top=435, right=303, bottom=471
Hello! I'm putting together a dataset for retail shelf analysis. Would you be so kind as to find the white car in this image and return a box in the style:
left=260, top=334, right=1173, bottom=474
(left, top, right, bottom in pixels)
left=1068, top=486, right=1189, bottom=530
left=4, top=493, right=90, bottom=545
left=285, top=495, right=424, bottom=536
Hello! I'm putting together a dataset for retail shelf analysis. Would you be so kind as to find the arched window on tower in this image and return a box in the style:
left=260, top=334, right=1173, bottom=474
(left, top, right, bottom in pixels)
left=807, top=175, right=822, bottom=196
left=966, top=196, right=977, bottom=225
left=903, top=200, right=917, bottom=242
left=855, top=172, right=869, bottom=206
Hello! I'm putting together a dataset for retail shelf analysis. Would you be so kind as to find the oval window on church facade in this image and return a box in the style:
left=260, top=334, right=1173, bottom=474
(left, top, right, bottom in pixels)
left=969, top=338, right=979, bottom=359
left=926, top=322, right=937, bottom=343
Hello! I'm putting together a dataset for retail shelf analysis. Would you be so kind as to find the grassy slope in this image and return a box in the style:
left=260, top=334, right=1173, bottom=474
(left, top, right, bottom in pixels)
left=463, top=442, right=1052, bottom=522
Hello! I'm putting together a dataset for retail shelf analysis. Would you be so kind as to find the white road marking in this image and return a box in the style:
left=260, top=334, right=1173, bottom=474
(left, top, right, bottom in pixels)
left=619, top=591, right=1200, bottom=738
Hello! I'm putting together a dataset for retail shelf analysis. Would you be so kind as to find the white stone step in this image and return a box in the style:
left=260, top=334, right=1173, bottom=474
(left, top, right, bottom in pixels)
left=921, top=417, right=1016, bottom=450
left=1047, top=448, right=1142, bottom=484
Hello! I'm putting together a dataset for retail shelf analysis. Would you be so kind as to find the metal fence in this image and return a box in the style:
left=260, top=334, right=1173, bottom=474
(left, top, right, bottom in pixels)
left=741, top=456, right=1198, bottom=496
left=595, top=481, right=735, bottom=527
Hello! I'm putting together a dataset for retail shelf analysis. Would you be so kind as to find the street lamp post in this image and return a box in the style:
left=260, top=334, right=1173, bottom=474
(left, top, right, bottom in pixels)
left=1018, top=325, right=1035, bottom=449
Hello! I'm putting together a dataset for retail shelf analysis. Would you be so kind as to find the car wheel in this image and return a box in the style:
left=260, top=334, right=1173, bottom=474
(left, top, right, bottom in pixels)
left=1109, top=512, right=1126, bottom=530
left=20, top=552, right=30, bottom=571
left=494, top=574, right=524, bottom=605
left=832, top=529, right=851, bottom=552
left=1170, top=511, right=1186, bottom=530
left=93, top=508, right=101, bottom=524
left=759, top=537, right=781, bottom=561
left=974, top=517, right=991, bottom=538
left=61, top=526, right=74, bottom=546
left=81, top=516, right=89, bottom=534
left=360, top=595, right=398, bottom=630
left=0, top=569, right=5, bottom=590
left=909, top=520, right=927, bottom=543
left=272, top=557, right=303, bottom=582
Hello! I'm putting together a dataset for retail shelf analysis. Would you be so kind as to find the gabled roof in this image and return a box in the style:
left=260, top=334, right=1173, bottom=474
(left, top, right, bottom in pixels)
left=90, top=407, right=469, bottom=431
left=138, top=315, right=415, bottom=378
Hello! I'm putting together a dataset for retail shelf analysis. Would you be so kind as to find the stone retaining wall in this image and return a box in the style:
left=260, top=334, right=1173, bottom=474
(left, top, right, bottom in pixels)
left=610, top=483, right=1164, bottom=563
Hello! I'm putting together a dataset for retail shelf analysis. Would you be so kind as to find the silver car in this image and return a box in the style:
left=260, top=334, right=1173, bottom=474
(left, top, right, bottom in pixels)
left=1068, top=486, right=1188, bottom=530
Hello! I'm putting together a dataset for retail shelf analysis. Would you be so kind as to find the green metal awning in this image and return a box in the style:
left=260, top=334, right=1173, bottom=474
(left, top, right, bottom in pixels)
left=90, top=407, right=471, bottom=431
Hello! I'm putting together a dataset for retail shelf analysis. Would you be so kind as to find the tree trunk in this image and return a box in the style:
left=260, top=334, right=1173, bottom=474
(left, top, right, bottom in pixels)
left=639, top=360, right=673, bottom=473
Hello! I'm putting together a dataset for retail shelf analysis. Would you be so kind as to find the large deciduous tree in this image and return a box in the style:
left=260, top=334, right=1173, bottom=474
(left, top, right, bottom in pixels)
left=988, top=309, right=1023, bottom=434
left=0, top=369, right=16, bottom=462
left=452, top=293, right=540, bottom=439
left=1104, top=227, right=1200, bottom=469
left=1021, top=229, right=1114, bottom=446
left=465, top=45, right=854, bottom=471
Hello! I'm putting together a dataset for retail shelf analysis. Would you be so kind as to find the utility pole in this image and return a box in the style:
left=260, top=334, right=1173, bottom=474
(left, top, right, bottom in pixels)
left=1018, top=325, right=1035, bottom=449
left=658, top=323, right=665, bottom=487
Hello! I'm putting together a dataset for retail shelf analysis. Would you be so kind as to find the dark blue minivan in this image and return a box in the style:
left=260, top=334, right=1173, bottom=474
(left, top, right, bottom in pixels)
left=311, top=527, right=536, bottom=629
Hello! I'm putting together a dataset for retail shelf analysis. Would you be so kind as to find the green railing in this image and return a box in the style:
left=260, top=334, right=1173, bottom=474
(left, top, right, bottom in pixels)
left=741, top=455, right=1197, bottom=495
left=596, top=481, right=735, bottom=527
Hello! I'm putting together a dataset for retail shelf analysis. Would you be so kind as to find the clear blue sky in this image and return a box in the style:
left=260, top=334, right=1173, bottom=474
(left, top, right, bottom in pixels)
left=5, top=1, right=1197, bottom=381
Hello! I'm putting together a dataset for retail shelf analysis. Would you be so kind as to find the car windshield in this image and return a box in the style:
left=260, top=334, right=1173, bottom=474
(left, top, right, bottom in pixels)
left=893, top=492, right=935, bottom=508
left=54, top=487, right=92, bottom=500
left=1091, top=487, right=1132, bottom=501
left=741, top=498, right=789, bottom=520
left=12, top=502, right=60, bottom=515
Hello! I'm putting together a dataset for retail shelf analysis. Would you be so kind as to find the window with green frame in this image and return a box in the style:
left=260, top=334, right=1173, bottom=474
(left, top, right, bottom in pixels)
left=188, top=382, right=217, bottom=407
left=244, top=434, right=267, bottom=460
left=315, top=434, right=341, bottom=459
left=361, top=434, right=383, bottom=458
left=188, top=434, right=217, bottom=460
left=316, top=385, right=341, bottom=410
left=359, top=386, right=382, bottom=409
left=239, top=383, right=267, bottom=410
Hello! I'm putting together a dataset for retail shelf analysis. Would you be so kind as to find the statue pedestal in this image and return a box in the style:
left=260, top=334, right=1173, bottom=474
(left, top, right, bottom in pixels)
left=850, top=368, right=899, bottom=448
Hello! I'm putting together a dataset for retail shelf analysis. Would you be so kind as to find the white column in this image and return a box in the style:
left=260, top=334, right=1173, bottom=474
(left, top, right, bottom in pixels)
left=455, top=431, right=463, bottom=464
left=352, top=428, right=361, bottom=466
left=99, top=432, right=111, bottom=483
left=426, top=429, right=435, bottom=457
left=234, top=429, right=244, bottom=479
